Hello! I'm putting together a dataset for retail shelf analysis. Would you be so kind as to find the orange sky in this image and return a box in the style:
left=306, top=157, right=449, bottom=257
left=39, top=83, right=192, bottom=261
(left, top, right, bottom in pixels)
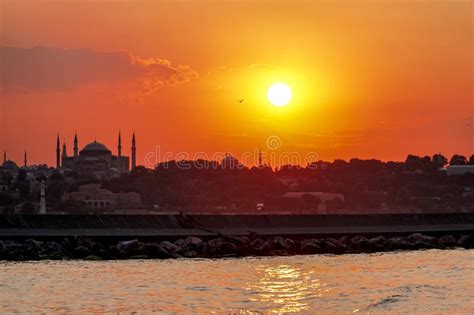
left=0, top=1, right=472, bottom=167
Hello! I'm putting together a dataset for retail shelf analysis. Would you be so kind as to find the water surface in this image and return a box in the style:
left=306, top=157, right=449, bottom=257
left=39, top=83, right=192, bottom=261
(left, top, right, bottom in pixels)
left=1, top=249, right=473, bottom=314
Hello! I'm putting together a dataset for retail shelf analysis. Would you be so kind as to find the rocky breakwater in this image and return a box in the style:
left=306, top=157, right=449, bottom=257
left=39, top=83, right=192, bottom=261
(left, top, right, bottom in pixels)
left=0, top=233, right=472, bottom=261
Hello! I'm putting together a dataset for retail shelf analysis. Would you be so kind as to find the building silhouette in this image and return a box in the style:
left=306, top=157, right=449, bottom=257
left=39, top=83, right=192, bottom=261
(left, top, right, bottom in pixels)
left=63, top=184, right=141, bottom=211
left=57, top=131, right=136, bottom=177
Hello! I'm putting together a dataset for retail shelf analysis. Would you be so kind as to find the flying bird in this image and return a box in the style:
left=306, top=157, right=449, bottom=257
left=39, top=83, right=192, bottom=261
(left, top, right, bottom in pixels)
left=236, top=98, right=245, bottom=103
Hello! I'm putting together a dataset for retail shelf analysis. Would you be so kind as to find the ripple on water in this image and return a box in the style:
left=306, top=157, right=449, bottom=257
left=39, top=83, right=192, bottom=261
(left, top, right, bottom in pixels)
left=0, top=249, right=472, bottom=314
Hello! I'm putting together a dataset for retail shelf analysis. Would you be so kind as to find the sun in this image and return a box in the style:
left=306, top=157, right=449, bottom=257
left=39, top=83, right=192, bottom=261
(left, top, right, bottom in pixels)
left=267, top=83, right=292, bottom=107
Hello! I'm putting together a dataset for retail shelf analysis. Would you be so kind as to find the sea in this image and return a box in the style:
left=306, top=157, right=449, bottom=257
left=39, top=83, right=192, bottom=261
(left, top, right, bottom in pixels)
left=1, top=249, right=473, bottom=314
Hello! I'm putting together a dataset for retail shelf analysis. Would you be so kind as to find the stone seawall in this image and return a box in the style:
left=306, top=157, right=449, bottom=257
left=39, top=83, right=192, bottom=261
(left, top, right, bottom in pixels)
left=1, top=213, right=472, bottom=260
left=0, top=233, right=472, bottom=261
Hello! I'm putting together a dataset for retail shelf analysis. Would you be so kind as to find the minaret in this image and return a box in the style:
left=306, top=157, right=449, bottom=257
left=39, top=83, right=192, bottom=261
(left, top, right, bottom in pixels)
left=56, top=134, right=61, bottom=169
left=258, top=149, right=263, bottom=167
left=73, top=132, right=78, bottom=157
left=3, top=150, right=6, bottom=164
left=62, top=139, right=68, bottom=158
left=131, top=132, right=136, bottom=170
left=39, top=181, right=46, bottom=214
left=117, top=131, right=122, bottom=172
left=118, top=131, right=122, bottom=157
left=24, top=150, right=27, bottom=167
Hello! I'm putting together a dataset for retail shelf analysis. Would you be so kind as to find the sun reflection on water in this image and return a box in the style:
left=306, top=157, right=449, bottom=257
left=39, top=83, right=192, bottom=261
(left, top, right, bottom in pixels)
left=245, top=264, right=329, bottom=313
left=1, top=251, right=472, bottom=314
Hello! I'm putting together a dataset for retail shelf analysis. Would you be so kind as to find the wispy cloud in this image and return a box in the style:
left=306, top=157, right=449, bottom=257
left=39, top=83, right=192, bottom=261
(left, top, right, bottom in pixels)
left=0, top=46, right=198, bottom=96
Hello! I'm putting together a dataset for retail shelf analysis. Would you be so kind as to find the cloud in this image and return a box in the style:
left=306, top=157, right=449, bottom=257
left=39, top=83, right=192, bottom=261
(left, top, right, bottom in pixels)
left=0, top=46, right=198, bottom=94
left=129, top=53, right=198, bottom=97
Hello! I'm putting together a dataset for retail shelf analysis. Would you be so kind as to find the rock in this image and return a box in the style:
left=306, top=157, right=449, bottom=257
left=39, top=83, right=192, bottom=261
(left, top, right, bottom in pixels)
left=438, top=235, right=457, bottom=247
left=224, top=236, right=250, bottom=246
left=174, top=239, right=188, bottom=248
left=250, top=237, right=296, bottom=256
left=84, top=255, right=103, bottom=261
left=235, top=236, right=250, bottom=245
left=386, top=237, right=406, bottom=250
left=95, top=248, right=107, bottom=258
left=9, top=241, right=39, bottom=260
left=389, top=234, right=433, bottom=250
left=338, top=236, right=358, bottom=253
left=247, top=238, right=266, bottom=255
left=185, top=236, right=203, bottom=247
left=326, top=238, right=347, bottom=249
left=25, top=239, right=43, bottom=250
left=317, top=238, right=347, bottom=253
left=18, top=239, right=43, bottom=260
left=173, top=239, right=189, bottom=254
left=159, top=241, right=180, bottom=254
left=61, top=237, right=76, bottom=251
left=456, top=234, right=472, bottom=248
left=0, top=241, right=5, bottom=255
left=363, top=236, right=387, bottom=251
left=115, top=239, right=144, bottom=257
left=272, top=237, right=296, bottom=251
left=407, top=233, right=436, bottom=244
left=67, top=237, right=103, bottom=257
left=73, top=245, right=93, bottom=258
left=248, top=238, right=274, bottom=255
left=77, top=237, right=95, bottom=249
left=413, top=240, right=435, bottom=249
left=248, top=231, right=259, bottom=240
left=170, top=252, right=183, bottom=259
left=183, top=250, right=198, bottom=258
left=206, top=238, right=224, bottom=249
left=259, top=239, right=275, bottom=255
left=1, top=242, right=27, bottom=260
left=349, top=236, right=367, bottom=250
left=392, top=236, right=423, bottom=250
left=117, top=239, right=142, bottom=251
left=221, top=240, right=239, bottom=254
left=250, top=238, right=265, bottom=249
left=299, top=239, right=322, bottom=254
left=42, top=242, right=67, bottom=259
left=197, top=238, right=228, bottom=257
left=338, top=236, right=351, bottom=244
left=8, top=248, right=28, bottom=261
left=4, top=241, right=23, bottom=251
left=3, top=231, right=467, bottom=260
left=143, top=243, right=172, bottom=259
left=217, top=236, right=252, bottom=256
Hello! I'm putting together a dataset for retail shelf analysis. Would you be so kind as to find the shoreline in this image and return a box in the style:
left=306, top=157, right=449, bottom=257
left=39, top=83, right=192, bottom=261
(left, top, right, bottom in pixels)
left=0, top=232, right=472, bottom=261
left=2, top=213, right=472, bottom=260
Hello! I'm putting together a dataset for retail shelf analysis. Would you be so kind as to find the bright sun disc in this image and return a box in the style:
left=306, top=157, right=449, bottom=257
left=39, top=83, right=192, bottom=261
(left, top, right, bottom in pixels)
left=267, top=83, right=292, bottom=107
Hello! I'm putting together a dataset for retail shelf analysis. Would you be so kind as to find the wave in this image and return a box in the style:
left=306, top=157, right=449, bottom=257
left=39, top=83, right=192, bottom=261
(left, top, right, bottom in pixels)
left=364, top=294, right=404, bottom=310
left=360, top=284, right=450, bottom=312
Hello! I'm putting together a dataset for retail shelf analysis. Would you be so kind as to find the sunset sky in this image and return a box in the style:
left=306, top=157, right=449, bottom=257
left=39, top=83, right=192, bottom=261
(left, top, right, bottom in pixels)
left=1, top=1, right=472, bottom=167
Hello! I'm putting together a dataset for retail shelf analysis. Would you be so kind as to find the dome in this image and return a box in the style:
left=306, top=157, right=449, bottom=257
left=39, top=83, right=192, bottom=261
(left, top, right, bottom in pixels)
left=80, top=141, right=111, bottom=155
left=2, top=160, right=19, bottom=171
left=221, top=154, right=241, bottom=169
